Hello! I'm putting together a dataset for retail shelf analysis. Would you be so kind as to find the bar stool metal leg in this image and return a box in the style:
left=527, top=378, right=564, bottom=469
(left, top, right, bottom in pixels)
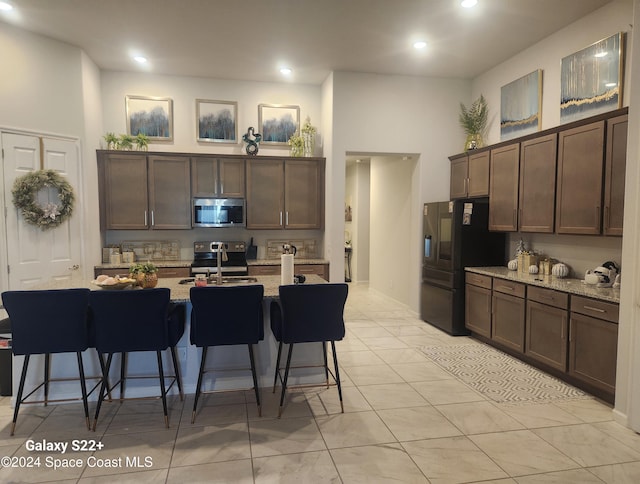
left=11, top=355, right=30, bottom=436
left=156, top=351, right=169, bottom=428
left=76, top=352, right=91, bottom=430
left=191, top=346, right=208, bottom=423
left=331, top=341, right=344, bottom=413
left=278, top=344, right=295, bottom=418
left=44, top=353, right=50, bottom=406
left=248, top=344, right=261, bottom=416
left=273, top=341, right=283, bottom=393
left=170, top=346, right=184, bottom=401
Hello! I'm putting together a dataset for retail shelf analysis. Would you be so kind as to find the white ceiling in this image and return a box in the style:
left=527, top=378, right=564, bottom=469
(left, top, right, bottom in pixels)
left=1, top=0, right=613, bottom=85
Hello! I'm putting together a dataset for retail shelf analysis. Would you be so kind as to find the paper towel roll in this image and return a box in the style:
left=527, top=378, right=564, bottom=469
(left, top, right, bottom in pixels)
left=281, top=254, right=294, bottom=285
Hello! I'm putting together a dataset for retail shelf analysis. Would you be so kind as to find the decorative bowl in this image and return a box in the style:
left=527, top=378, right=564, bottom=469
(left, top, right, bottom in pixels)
left=91, top=277, right=136, bottom=290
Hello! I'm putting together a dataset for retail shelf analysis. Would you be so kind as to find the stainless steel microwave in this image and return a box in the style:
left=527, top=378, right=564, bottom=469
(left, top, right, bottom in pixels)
left=193, top=198, right=246, bottom=227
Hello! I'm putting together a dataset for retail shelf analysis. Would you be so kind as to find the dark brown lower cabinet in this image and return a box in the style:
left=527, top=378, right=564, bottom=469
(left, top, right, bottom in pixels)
left=465, top=283, right=492, bottom=338
left=491, top=283, right=526, bottom=353
left=525, top=300, right=568, bottom=371
left=568, top=312, right=618, bottom=394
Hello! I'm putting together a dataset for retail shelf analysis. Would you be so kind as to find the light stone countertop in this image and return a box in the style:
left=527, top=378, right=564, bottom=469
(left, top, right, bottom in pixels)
left=465, top=266, right=620, bottom=303
left=247, top=258, right=329, bottom=266
left=94, top=259, right=329, bottom=270
left=40, top=275, right=327, bottom=302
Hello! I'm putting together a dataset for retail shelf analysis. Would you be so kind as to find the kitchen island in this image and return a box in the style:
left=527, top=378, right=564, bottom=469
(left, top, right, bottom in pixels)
left=10, top=275, right=328, bottom=405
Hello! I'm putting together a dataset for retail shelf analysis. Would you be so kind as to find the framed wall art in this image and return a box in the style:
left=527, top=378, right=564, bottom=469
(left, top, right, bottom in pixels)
left=560, top=32, right=625, bottom=124
left=500, top=69, right=542, bottom=141
left=196, top=99, right=238, bottom=143
left=258, top=104, right=300, bottom=144
left=126, top=95, right=173, bottom=141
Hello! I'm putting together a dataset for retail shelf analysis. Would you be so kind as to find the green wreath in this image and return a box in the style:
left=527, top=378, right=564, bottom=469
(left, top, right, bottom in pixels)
left=12, top=170, right=75, bottom=230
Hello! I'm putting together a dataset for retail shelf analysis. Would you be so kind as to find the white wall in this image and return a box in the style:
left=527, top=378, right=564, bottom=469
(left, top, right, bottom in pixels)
left=330, top=72, right=470, bottom=308
left=369, top=156, right=416, bottom=306
left=0, top=22, right=102, bottom=280
left=472, top=0, right=633, bottom=143
left=101, top=71, right=322, bottom=156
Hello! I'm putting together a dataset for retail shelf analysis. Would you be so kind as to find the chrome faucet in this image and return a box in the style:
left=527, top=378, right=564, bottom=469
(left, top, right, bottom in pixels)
left=214, top=242, right=228, bottom=285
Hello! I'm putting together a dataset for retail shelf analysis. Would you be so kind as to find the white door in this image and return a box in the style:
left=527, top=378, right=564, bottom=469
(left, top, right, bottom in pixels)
left=1, top=132, right=83, bottom=290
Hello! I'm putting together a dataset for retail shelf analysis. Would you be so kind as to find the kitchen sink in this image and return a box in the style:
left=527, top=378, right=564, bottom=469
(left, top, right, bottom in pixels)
left=221, top=277, right=258, bottom=284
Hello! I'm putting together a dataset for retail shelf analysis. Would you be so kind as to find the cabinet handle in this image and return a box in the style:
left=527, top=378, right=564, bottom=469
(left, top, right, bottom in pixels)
left=151, top=210, right=155, bottom=226
left=583, top=305, right=606, bottom=313
left=279, top=212, right=283, bottom=225
left=498, top=285, right=514, bottom=291
left=286, top=212, right=289, bottom=225
left=144, top=210, right=148, bottom=225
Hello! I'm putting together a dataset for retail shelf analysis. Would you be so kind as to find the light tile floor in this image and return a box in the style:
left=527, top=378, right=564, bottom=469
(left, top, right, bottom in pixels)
left=1, top=283, right=640, bottom=483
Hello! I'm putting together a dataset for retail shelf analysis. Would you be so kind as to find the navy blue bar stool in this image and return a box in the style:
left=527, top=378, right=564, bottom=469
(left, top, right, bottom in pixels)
left=88, top=288, right=185, bottom=430
left=190, top=285, right=264, bottom=423
left=270, top=283, right=348, bottom=417
left=1, top=289, right=92, bottom=435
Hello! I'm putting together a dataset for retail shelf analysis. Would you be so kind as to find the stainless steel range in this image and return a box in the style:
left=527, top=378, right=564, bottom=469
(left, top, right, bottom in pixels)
left=191, top=241, right=248, bottom=276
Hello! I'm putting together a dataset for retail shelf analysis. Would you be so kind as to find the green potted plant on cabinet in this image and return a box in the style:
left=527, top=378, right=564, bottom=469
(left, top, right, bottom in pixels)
left=135, top=133, right=149, bottom=151
left=459, top=94, right=488, bottom=151
left=129, top=262, right=159, bottom=288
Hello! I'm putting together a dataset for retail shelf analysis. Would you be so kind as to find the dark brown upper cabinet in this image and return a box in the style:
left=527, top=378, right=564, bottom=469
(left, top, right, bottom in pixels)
left=555, top=121, right=605, bottom=235
left=518, top=133, right=558, bottom=233
left=603, top=114, right=628, bottom=236
left=450, top=150, right=490, bottom=199
left=488, top=143, right=519, bottom=231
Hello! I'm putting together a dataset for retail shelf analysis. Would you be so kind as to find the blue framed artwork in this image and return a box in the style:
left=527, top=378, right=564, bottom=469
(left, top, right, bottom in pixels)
left=500, top=69, right=542, bottom=141
left=560, top=32, right=624, bottom=124
left=126, top=95, right=173, bottom=141
left=196, top=99, right=238, bottom=143
left=258, top=104, right=300, bottom=145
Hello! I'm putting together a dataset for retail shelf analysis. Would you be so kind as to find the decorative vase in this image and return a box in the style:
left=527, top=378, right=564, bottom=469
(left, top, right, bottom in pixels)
left=507, top=259, right=518, bottom=271
left=302, top=132, right=314, bottom=157
left=135, top=272, right=158, bottom=288
left=464, top=133, right=483, bottom=151
left=552, top=263, right=569, bottom=278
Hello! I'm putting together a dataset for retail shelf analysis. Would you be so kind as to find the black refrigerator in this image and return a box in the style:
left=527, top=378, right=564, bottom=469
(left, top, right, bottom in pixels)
left=420, top=198, right=505, bottom=335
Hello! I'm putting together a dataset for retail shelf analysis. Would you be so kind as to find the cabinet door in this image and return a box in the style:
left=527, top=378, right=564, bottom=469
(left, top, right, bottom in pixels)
left=603, top=114, right=627, bottom=236
left=525, top=300, right=568, bottom=371
left=489, top=143, right=519, bottom=231
left=491, top=291, right=525, bottom=352
left=519, top=133, right=557, bottom=233
left=148, top=155, right=192, bottom=229
left=101, top=154, right=149, bottom=230
left=285, top=159, right=324, bottom=229
left=191, top=157, right=218, bottom=197
left=467, top=150, right=490, bottom=197
left=556, top=121, right=605, bottom=234
left=465, top=283, right=492, bottom=337
left=449, top=154, right=468, bottom=199
left=219, top=158, right=246, bottom=197
left=246, top=159, right=284, bottom=229
left=569, top=312, right=618, bottom=394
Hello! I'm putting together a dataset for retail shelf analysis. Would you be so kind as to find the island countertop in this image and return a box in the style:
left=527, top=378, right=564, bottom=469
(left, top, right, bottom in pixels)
left=41, top=275, right=327, bottom=302
left=465, top=266, right=620, bottom=303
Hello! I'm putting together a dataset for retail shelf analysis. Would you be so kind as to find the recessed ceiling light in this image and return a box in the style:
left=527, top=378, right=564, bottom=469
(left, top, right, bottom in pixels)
left=133, top=56, right=148, bottom=64
left=0, top=2, right=13, bottom=11
left=413, top=41, right=427, bottom=50
left=461, top=0, right=478, bottom=8
left=280, top=67, right=293, bottom=75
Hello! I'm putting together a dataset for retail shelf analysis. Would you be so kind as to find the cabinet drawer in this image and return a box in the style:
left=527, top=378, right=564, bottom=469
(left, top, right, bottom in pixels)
left=570, top=295, right=619, bottom=323
left=465, top=272, right=492, bottom=289
left=157, top=267, right=190, bottom=278
left=248, top=265, right=280, bottom=276
left=493, top=279, right=525, bottom=298
left=527, top=286, right=568, bottom=309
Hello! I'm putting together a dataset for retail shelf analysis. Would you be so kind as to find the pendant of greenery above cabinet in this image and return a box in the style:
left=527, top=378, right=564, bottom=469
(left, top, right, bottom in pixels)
left=459, top=94, right=488, bottom=151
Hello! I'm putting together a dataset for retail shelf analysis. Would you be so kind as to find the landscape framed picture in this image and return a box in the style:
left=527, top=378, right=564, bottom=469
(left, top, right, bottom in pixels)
left=196, top=99, right=238, bottom=143
left=125, top=95, right=173, bottom=141
left=560, top=32, right=625, bottom=124
left=500, top=69, right=542, bottom=141
left=258, top=104, right=300, bottom=145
